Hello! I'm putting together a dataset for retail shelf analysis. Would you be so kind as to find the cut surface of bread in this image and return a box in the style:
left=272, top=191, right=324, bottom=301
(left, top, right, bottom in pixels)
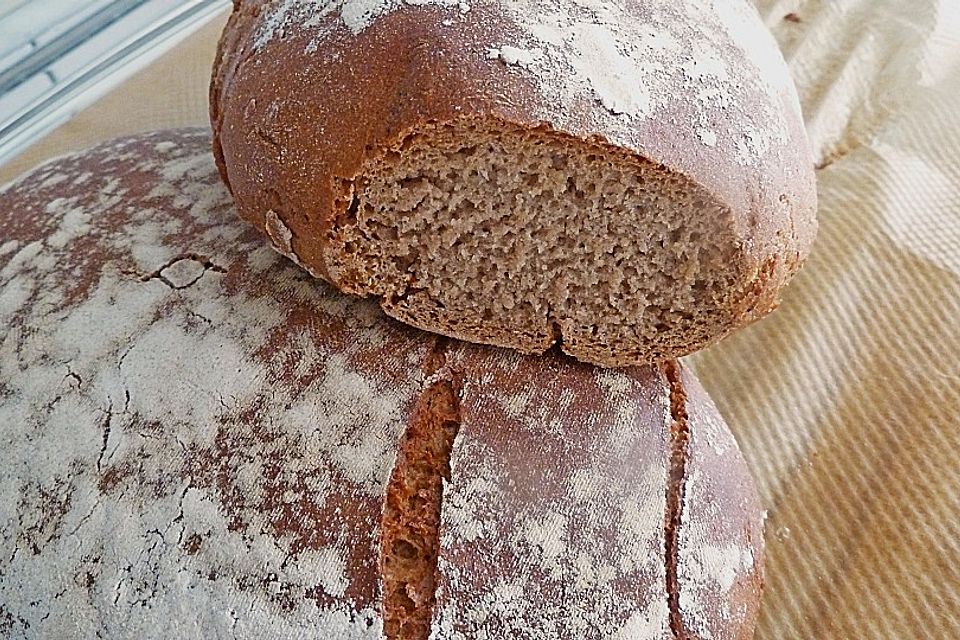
left=329, top=120, right=749, bottom=367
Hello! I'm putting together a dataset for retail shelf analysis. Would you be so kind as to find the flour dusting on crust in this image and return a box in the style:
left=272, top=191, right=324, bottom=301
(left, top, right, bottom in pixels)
left=0, top=130, right=428, bottom=638
left=676, top=367, right=764, bottom=640
left=431, top=352, right=673, bottom=639
left=249, top=0, right=796, bottom=164
left=254, top=0, right=470, bottom=49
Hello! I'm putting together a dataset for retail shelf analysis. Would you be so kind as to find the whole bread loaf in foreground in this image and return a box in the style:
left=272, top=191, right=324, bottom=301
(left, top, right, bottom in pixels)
left=0, top=130, right=763, bottom=639
left=211, top=0, right=817, bottom=368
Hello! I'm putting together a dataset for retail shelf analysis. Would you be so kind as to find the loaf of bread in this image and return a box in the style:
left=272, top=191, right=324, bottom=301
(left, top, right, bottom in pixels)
left=0, top=129, right=764, bottom=639
left=211, top=0, right=817, bottom=368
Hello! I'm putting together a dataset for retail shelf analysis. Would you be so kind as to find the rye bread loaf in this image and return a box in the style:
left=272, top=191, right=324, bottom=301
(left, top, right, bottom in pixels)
left=210, top=0, right=818, bottom=368
left=0, top=129, right=764, bottom=639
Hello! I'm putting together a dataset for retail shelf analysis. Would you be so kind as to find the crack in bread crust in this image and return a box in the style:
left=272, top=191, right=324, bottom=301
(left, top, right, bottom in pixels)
left=663, top=360, right=693, bottom=640
left=380, top=339, right=461, bottom=640
left=327, top=119, right=746, bottom=368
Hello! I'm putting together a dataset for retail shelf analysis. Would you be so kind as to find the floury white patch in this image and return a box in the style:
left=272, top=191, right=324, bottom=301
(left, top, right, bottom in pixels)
left=250, top=0, right=794, bottom=161
left=0, top=130, right=419, bottom=638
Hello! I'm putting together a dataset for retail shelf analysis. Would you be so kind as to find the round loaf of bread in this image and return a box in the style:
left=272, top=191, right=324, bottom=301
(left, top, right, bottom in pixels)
left=210, top=0, right=817, bottom=368
left=0, top=130, right=764, bottom=639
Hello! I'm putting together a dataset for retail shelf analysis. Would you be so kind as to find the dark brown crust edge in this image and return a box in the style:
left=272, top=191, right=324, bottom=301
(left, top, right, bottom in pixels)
left=664, top=360, right=694, bottom=640
left=380, top=337, right=461, bottom=640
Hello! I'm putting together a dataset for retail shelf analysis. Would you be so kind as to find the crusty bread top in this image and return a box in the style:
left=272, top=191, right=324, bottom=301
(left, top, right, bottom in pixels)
left=1, top=129, right=422, bottom=637
left=678, top=365, right=766, bottom=640
left=0, top=129, right=762, bottom=639
left=212, top=0, right=816, bottom=284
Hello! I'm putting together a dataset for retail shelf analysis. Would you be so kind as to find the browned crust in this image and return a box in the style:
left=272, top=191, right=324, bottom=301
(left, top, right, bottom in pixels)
left=679, top=365, right=766, bottom=640
left=210, top=0, right=249, bottom=195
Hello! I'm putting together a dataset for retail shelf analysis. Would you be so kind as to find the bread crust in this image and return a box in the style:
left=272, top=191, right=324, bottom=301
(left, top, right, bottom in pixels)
left=211, top=0, right=818, bottom=366
left=0, top=129, right=764, bottom=639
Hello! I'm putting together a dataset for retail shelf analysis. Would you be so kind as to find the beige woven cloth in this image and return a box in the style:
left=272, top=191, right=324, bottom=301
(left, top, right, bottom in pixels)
left=3, top=2, right=959, bottom=637
left=693, top=1, right=960, bottom=638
